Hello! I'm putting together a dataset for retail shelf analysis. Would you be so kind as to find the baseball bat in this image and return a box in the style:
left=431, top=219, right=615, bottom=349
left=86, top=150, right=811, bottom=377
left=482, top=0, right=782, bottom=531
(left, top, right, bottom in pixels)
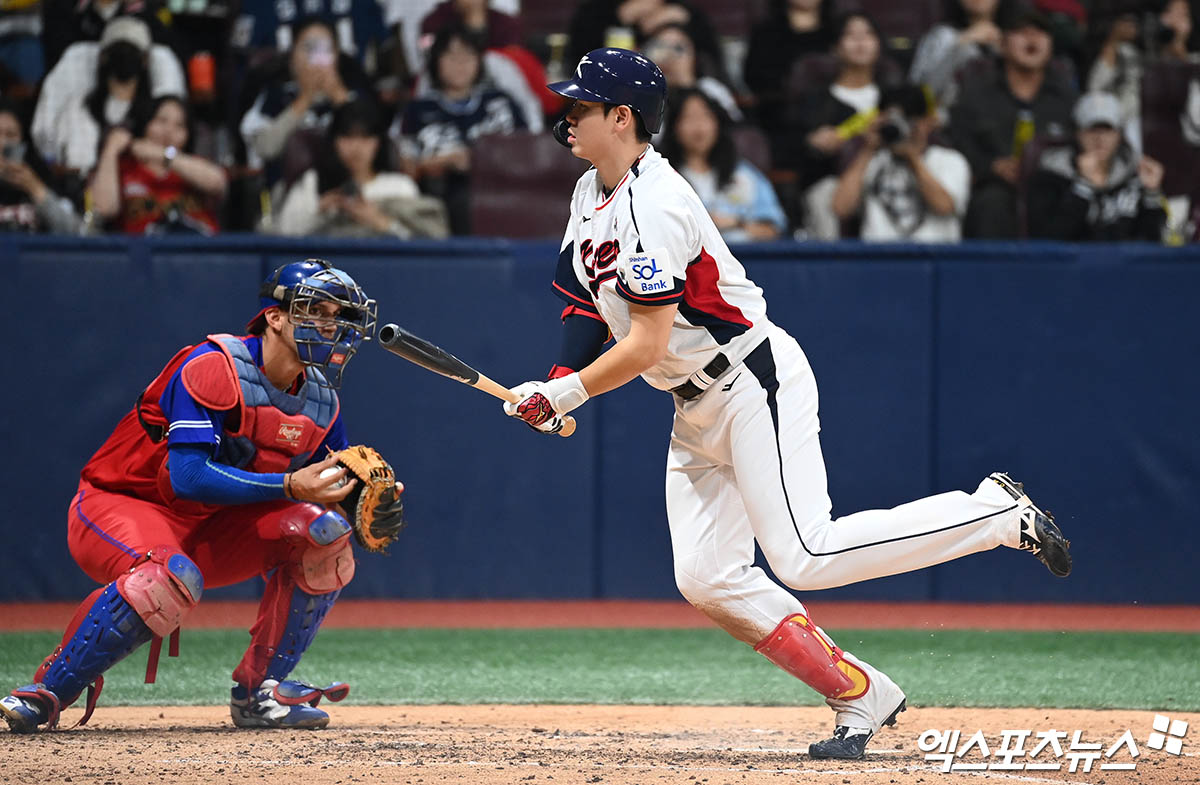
left=377, top=323, right=576, bottom=438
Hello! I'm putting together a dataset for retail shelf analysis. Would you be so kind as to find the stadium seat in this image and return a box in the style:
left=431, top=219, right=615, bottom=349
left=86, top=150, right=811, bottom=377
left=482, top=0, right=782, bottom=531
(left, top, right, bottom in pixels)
left=469, top=131, right=589, bottom=238
left=732, top=124, right=772, bottom=174
left=832, top=0, right=944, bottom=56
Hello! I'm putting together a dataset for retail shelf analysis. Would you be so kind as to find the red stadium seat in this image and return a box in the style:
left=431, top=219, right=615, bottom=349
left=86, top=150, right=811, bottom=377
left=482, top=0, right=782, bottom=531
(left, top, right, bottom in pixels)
left=469, top=131, right=589, bottom=238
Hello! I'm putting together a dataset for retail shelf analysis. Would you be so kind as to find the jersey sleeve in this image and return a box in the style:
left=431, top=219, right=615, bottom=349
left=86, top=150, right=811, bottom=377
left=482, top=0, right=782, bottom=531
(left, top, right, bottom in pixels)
left=614, top=188, right=695, bottom=306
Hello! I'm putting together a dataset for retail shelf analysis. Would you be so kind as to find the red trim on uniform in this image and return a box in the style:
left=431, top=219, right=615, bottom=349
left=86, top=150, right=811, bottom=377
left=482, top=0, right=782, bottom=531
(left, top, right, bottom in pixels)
left=594, top=150, right=648, bottom=211
left=561, top=304, right=607, bottom=323
left=683, top=248, right=752, bottom=327
left=552, top=280, right=594, bottom=307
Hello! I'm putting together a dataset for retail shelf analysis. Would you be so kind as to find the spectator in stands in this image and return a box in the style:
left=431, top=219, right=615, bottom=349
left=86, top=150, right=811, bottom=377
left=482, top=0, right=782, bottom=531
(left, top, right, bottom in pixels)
left=640, top=21, right=742, bottom=132
left=832, top=84, right=971, bottom=241
left=393, top=23, right=526, bottom=235
left=949, top=6, right=1075, bottom=238
left=743, top=0, right=835, bottom=132
left=274, top=98, right=448, bottom=238
left=0, top=99, right=82, bottom=233
left=1027, top=91, right=1166, bottom=241
left=1087, top=0, right=1198, bottom=144
left=417, top=0, right=549, bottom=129
left=238, top=17, right=368, bottom=172
left=784, top=12, right=887, bottom=240
left=32, top=16, right=184, bottom=174
left=661, top=88, right=786, bottom=242
left=909, top=0, right=1013, bottom=112
left=40, top=0, right=175, bottom=73
left=231, top=0, right=386, bottom=72
left=565, top=0, right=722, bottom=77
left=420, top=0, right=521, bottom=50
left=91, top=94, right=226, bottom=234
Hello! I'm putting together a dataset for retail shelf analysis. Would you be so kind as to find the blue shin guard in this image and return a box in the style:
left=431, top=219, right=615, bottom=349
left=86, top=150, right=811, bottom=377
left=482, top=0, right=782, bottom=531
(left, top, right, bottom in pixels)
left=264, top=588, right=340, bottom=683
left=3, top=583, right=154, bottom=731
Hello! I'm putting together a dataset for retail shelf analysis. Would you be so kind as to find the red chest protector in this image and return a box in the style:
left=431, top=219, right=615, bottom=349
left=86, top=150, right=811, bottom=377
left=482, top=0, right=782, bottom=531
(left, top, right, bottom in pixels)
left=81, top=334, right=339, bottom=515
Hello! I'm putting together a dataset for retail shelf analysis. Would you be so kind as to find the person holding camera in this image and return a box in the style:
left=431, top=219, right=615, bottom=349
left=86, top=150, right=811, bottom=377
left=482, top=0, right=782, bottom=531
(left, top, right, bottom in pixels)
left=0, top=99, right=82, bottom=234
left=90, top=95, right=227, bottom=234
left=238, top=17, right=368, bottom=173
left=274, top=99, right=449, bottom=238
left=1026, top=91, right=1166, bottom=242
left=832, top=85, right=970, bottom=241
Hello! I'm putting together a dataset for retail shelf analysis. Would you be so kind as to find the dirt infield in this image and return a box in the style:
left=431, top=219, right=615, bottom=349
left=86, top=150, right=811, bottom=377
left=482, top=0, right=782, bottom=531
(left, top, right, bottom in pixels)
left=2, top=705, right=1195, bottom=785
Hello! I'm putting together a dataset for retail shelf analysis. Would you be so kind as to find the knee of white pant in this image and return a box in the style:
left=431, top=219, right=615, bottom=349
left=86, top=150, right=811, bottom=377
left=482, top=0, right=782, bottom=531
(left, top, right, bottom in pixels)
left=674, top=567, right=719, bottom=607
left=757, top=541, right=824, bottom=592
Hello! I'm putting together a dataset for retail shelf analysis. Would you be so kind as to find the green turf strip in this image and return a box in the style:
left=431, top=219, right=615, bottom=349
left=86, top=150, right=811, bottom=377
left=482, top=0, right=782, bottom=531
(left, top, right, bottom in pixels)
left=0, top=629, right=1194, bottom=711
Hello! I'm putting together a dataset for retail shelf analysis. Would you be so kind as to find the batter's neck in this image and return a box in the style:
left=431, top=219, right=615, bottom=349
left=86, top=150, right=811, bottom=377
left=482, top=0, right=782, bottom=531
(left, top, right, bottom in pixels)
left=594, top=142, right=649, bottom=194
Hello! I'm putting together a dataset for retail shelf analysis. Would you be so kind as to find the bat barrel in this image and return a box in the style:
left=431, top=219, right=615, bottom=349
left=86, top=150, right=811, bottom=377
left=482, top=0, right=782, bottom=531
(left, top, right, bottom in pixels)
left=378, top=323, right=400, bottom=345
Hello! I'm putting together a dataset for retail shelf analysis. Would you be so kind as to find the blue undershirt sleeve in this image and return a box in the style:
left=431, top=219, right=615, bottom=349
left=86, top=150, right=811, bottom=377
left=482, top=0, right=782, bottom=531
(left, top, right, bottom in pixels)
left=168, top=444, right=289, bottom=505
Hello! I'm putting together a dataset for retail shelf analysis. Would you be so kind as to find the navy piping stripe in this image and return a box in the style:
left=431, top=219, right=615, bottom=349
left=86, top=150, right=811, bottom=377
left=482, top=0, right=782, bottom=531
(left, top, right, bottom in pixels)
left=628, top=188, right=644, bottom=253
left=742, top=340, right=1018, bottom=556
left=72, top=490, right=140, bottom=560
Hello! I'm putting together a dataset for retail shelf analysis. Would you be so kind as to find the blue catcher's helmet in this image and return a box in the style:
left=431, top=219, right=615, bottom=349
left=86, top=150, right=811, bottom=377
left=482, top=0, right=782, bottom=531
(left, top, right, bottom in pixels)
left=548, top=48, right=667, bottom=134
left=248, top=259, right=378, bottom=389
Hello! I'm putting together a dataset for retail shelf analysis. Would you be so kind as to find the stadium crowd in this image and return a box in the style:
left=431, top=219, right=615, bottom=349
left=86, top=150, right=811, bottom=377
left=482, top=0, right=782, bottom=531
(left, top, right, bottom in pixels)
left=0, top=0, right=1196, bottom=242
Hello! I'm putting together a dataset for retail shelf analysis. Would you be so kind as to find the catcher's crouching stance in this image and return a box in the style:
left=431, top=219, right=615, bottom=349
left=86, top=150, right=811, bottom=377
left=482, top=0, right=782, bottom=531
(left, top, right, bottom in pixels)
left=1, top=260, right=406, bottom=733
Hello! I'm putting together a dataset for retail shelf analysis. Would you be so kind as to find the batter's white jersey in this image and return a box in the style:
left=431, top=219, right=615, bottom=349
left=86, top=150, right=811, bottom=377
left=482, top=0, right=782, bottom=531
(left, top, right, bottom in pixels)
left=546, top=144, right=1030, bottom=730
left=552, top=145, right=770, bottom=391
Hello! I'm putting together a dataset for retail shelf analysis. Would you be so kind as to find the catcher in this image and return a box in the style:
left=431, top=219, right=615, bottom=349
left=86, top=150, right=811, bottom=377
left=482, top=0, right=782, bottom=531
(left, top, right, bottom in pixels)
left=0, top=259, right=405, bottom=732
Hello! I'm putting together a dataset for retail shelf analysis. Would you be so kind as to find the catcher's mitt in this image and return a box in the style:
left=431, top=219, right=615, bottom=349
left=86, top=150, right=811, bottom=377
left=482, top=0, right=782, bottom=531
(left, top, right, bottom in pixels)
left=334, top=445, right=406, bottom=553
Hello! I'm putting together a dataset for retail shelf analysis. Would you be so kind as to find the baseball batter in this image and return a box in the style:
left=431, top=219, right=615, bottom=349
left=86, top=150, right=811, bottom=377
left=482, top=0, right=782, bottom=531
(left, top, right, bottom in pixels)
left=0, top=260, right=404, bottom=733
left=504, top=48, right=1074, bottom=760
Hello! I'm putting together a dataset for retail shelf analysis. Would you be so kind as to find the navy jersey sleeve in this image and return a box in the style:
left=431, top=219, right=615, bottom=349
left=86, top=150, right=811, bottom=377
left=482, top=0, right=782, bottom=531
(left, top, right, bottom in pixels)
left=552, top=239, right=601, bottom=318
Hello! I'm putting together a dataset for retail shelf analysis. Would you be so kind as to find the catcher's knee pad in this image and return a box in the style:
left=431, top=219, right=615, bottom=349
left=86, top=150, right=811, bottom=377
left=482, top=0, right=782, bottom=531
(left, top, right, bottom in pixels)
left=294, top=536, right=355, bottom=594
left=115, top=547, right=204, bottom=637
left=280, top=504, right=352, bottom=547
left=753, top=613, right=869, bottom=700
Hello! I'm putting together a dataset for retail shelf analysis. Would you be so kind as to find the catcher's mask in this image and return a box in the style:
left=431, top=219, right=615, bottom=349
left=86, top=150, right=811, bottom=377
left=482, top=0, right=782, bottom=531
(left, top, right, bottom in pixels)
left=250, top=259, right=378, bottom=389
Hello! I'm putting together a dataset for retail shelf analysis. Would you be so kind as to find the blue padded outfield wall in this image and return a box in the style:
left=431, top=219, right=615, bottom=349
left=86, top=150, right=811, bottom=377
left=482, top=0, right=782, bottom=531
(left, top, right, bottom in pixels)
left=3, top=235, right=1198, bottom=605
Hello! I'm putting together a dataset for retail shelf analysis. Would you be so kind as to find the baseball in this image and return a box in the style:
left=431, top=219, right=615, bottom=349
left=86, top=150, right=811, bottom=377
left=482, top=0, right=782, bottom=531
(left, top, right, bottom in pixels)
left=319, top=466, right=347, bottom=488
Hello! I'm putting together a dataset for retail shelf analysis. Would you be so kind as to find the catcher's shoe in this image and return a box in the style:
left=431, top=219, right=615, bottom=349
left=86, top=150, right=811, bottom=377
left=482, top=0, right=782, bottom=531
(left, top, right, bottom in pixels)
left=0, top=689, right=52, bottom=733
left=989, top=472, right=1072, bottom=577
left=230, top=680, right=331, bottom=729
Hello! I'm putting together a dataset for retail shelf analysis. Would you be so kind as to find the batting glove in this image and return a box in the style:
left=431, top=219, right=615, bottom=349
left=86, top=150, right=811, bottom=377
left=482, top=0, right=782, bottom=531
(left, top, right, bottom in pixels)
left=504, top=374, right=589, bottom=430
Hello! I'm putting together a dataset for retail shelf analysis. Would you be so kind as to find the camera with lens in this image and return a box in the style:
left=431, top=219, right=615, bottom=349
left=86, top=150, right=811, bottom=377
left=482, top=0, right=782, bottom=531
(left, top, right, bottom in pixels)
left=879, top=108, right=911, bottom=146
left=2, top=142, right=26, bottom=162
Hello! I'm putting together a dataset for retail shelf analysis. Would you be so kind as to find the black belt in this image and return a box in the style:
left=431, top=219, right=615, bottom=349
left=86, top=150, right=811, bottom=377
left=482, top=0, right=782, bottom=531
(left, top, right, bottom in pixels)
left=672, top=353, right=732, bottom=400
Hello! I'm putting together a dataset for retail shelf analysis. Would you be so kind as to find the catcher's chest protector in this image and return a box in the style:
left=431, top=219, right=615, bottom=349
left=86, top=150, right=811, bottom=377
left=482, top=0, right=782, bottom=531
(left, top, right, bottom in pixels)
left=187, top=334, right=340, bottom=473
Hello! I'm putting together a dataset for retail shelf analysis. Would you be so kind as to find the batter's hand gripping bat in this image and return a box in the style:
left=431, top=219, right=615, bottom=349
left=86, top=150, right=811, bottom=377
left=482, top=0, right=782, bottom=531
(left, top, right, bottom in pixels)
left=377, top=323, right=577, bottom=438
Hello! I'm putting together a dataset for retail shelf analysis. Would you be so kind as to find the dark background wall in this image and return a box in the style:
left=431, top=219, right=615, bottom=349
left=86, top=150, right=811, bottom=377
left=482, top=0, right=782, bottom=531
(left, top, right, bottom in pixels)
left=3, top=236, right=1197, bottom=605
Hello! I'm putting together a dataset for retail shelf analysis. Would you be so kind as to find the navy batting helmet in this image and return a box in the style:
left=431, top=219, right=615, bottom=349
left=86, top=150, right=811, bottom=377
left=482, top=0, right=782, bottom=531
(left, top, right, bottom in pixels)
left=548, top=48, right=668, bottom=134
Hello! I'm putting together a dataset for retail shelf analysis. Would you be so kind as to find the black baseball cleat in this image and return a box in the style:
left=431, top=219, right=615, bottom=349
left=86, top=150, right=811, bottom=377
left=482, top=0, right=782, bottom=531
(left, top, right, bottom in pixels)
left=809, top=699, right=906, bottom=760
left=989, top=472, right=1072, bottom=577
